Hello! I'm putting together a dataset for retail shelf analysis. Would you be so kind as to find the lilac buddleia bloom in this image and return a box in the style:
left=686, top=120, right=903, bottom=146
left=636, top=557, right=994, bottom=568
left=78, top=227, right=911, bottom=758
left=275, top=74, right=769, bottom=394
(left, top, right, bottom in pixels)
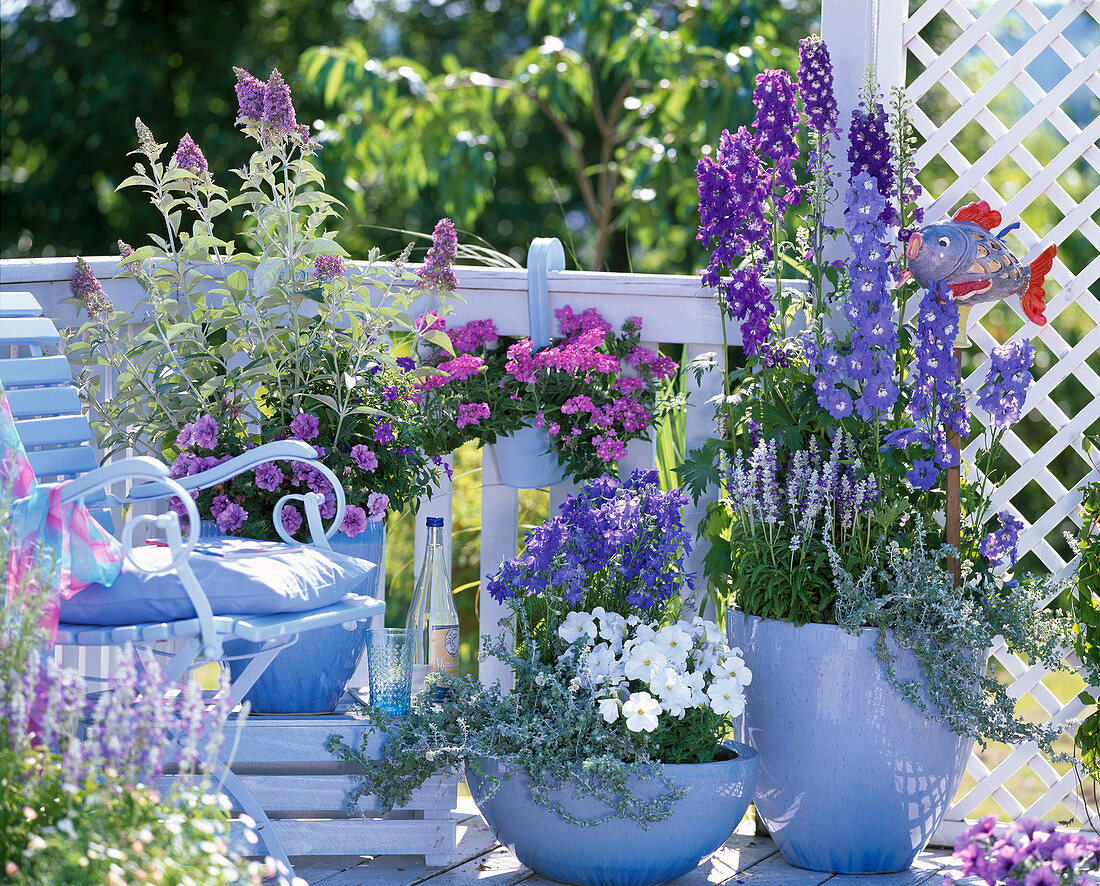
left=314, top=254, right=347, bottom=283
left=70, top=256, right=112, bottom=318
left=416, top=218, right=459, bottom=292
left=262, top=68, right=297, bottom=135
left=234, top=67, right=266, bottom=121
left=847, top=94, right=894, bottom=224
left=173, top=134, right=208, bottom=174
left=978, top=339, right=1035, bottom=428
left=798, top=36, right=838, bottom=135
left=980, top=511, right=1024, bottom=568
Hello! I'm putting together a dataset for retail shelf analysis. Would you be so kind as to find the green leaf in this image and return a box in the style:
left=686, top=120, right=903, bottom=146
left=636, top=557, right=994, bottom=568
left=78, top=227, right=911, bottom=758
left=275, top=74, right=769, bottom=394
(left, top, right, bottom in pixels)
left=253, top=257, right=281, bottom=297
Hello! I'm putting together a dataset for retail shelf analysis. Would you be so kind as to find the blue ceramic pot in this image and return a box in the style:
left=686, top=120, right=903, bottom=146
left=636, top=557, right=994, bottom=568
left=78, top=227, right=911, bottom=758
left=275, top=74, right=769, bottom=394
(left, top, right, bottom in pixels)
left=491, top=426, right=567, bottom=488
left=224, top=521, right=385, bottom=714
left=728, top=614, right=971, bottom=874
left=465, top=741, right=758, bottom=886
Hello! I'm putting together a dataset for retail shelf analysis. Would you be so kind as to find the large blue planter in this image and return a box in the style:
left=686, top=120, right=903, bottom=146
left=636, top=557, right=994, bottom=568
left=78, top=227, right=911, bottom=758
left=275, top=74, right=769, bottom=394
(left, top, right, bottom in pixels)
left=728, top=614, right=971, bottom=874
left=224, top=521, right=385, bottom=714
left=491, top=426, right=568, bottom=488
left=465, top=741, right=758, bottom=886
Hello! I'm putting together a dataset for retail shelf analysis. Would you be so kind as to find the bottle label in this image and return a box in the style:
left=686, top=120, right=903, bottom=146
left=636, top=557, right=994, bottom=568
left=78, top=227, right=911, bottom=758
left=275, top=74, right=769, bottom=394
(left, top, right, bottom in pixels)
left=430, top=624, right=460, bottom=675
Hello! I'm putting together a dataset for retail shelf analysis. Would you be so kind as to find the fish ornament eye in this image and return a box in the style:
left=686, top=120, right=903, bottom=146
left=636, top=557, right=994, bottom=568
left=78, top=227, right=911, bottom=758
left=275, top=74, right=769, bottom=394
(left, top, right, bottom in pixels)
left=938, top=236, right=950, bottom=248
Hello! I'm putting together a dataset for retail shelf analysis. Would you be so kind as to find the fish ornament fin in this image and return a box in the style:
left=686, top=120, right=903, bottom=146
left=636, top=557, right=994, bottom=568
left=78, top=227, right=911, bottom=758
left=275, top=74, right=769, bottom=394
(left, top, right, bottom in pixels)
left=949, top=279, right=992, bottom=300
left=1021, top=244, right=1057, bottom=326
left=995, top=221, right=1022, bottom=239
left=953, top=201, right=1001, bottom=231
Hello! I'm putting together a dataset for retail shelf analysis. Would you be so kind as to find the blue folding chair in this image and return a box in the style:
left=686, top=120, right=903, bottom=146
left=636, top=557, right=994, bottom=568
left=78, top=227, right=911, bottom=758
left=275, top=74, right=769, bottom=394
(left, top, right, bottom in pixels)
left=1, top=291, right=385, bottom=874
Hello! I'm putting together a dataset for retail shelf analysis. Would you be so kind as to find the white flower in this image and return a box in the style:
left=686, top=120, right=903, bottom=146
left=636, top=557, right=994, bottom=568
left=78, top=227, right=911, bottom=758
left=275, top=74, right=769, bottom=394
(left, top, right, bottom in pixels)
left=651, top=667, right=694, bottom=717
left=632, top=622, right=658, bottom=644
left=656, top=624, right=694, bottom=665
left=682, top=668, right=708, bottom=706
left=623, top=641, right=668, bottom=683
left=597, top=697, right=620, bottom=723
left=692, top=616, right=726, bottom=647
left=597, top=611, right=628, bottom=647
left=584, top=642, right=619, bottom=680
left=711, top=652, right=753, bottom=687
left=707, top=677, right=746, bottom=717
left=622, top=691, right=662, bottom=733
left=559, top=611, right=598, bottom=645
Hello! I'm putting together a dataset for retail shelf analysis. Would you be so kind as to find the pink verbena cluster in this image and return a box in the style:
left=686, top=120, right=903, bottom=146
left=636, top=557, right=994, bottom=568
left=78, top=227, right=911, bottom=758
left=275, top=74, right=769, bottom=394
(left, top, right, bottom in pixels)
left=457, top=402, right=490, bottom=429
left=450, top=319, right=498, bottom=354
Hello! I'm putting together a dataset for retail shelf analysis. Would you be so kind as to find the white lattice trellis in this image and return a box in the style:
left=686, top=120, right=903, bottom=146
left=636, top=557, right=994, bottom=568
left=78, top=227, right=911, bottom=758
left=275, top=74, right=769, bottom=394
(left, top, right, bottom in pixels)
left=904, top=0, right=1099, bottom=836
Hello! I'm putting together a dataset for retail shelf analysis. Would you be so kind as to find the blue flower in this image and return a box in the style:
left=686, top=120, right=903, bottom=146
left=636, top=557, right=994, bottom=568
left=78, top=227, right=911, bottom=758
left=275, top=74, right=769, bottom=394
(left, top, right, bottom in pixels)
left=906, top=459, right=939, bottom=491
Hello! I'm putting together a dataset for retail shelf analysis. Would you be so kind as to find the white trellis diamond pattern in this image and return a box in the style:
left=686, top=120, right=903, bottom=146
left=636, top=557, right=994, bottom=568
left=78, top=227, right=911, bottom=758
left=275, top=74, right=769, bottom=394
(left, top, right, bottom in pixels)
left=905, top=0, right=1099, bottom=836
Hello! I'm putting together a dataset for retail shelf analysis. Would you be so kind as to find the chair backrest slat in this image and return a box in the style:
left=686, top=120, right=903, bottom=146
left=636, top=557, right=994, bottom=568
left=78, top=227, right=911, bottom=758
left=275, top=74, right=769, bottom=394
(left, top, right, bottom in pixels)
left=5, top=385, right=83, bottom=420
left=27, top=445, right=100, bottom=479
left=0, top=291, right=45, bottom=319
left=0, top=355, right=76, bottom=387
left=0, top=315, right=61, bottom=350
left=15, top=415, right=94, bottom=448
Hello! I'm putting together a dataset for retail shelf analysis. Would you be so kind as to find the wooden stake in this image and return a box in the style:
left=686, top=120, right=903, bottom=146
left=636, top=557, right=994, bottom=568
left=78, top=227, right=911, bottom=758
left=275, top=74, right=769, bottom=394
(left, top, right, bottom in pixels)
left=947, top=305, right=971, bottom=587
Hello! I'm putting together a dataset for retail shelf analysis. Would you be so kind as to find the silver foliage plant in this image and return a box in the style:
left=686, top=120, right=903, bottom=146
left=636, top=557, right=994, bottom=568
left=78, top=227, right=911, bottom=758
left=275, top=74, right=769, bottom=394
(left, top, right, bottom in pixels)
left=67, top=71, right=448, bottom=461
left=828, top=516, right=1076, bottom=754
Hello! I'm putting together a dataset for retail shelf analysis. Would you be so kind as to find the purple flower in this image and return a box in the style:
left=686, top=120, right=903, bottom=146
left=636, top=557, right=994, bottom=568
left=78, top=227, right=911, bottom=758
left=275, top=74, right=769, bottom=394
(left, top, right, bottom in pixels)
left=981, top=511, right=1024, bottom=568
left=847, top=91, right=895, bottom=224
left=752, top=69, right=799, bottom=167
left=396, top=356, right=417, bottom=373
left=798, top=36, right=838, bottom=135
left=882, top=427, right=931, bottom=451
left=234, top=67, right=266, bottom=121
left=906, top=459, right=939, bottom=491
left=372, top=422, right=396, bottom=444
left=314, top=254, right=346, bottom=283
left=70, top=257, right=112, bottom=318
left=339, top=505, right=369, bottom=539
left=281, top=505, right=303, bottom=536
left=1024, top=866, right=1060, bottom=886
left=366, top=491, right=389, bottom=521
left=173, top=134, right=208, bottom=174
left=262, top=68, right=297, bottom=136
left=351, top=444, right=378, bottom=472
left=978, top=339, right=1035, bottom=428
left=416, top=217, right=459, bottom=292
left=457, top=402, right=490, bottom=429
left=190, top=414, right=218, bottom=450
left=254, top=462, right=285, bottom=492
left=382, top=385, right=401, bottom=401
left=289, top=411, right=320, bottom=441
left=216, top=502, right=247, bottom=534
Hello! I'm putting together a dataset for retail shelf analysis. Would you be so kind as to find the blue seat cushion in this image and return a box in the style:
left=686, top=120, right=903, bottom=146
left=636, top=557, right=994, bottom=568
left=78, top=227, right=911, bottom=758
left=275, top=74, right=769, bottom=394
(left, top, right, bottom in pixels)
left=59, top=537, right=378, bottom=626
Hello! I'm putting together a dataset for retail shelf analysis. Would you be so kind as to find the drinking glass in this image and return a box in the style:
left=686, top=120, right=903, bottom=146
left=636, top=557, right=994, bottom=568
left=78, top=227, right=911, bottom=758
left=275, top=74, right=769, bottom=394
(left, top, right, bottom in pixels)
left=366, top=628, right=414, bottom=716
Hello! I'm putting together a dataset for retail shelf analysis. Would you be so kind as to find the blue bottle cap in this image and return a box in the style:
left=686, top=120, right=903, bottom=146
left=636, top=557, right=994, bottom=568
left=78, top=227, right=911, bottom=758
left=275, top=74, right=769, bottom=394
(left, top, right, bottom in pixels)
left=426, top=516, right=445, bottom=527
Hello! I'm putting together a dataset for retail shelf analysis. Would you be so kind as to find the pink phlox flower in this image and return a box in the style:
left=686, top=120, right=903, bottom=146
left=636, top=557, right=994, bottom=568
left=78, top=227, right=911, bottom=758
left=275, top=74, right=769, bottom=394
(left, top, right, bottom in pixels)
left=189, top=414, right=217, bottom=449
left=629, top=346, right=657, bottom=369
left=561, top=395, right=594, bottom=415
left=254, top=462, right=285, bottom=492
left=173, top=134, right=208, bottom=174
left=626, top=315, right=643, bottom=332
left=416, top=218, right=459, bottom=292
left=281, top=505, right=303, bottom=536
left=593, top=434, right=627, bottom=462
left=456, top=402, right=490, bottom=429
left=611, top=398, right=650, bottom=433
left=216, top=502, right=247, bottom=534
left=534, top=411, right=546, bottom=428
left=234, top=67, right=266, bottom=121
left=590, top=406, right=615, bottom=429
left=416, top=372, right=449, bottom=391
left=651, top=355, right=679, bottom=379
left=547, top=422, right=561, bottom=436
left=615, top=377, right=647, bottom=395
left=340, top=505, right=369, bottom=538
left=366, top=491, right=389, bottom=521
left=289, top=411, right=320, bottom=441
left=555, top=305, right=611, bottom=339
left=505, top=340, right=539, bottom=383
left=351, top=444, right=379, bottom=472
left=440, top=353, right=484, bottom=381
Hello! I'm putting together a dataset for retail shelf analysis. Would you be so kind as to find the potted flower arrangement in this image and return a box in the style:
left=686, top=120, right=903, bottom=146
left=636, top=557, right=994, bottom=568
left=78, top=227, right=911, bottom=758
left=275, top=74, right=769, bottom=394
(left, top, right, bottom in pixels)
left=414, top=306, right=677, bottom=486
left=327, top=471, right=758, bottom=886
left=681, top=38, right=1081, bottom=872
left=65, top=68, right=457, bottom=713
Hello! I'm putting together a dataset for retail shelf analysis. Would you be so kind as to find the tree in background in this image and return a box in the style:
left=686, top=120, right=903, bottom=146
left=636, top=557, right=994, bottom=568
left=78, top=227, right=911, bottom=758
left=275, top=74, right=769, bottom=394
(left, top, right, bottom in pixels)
left=301, top=0, right=816, bottom=271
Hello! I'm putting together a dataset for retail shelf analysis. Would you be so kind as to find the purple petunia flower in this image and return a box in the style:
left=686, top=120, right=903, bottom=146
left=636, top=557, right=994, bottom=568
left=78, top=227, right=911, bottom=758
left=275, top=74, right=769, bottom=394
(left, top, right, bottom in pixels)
left=340, top=505, right=369, bottom=538
left=281, top=505, right=303, bottom=536
left=70, top=257, right=112, bottom=318
left=190, top=414, right=218, bottom=450
left=350, top=444, right=378, bottom=472
left=234, top=67, right=266, bottom=121
left=254, top=462, right=285, bottom=492
left=314, top=254, right=346, bottom=283
left=416, top=218, right=459, bottom=292
left=366, top=491, right=389, bottom=521
left=372, top=423, right=396, bottom=444
left=216, top=502, right=247, bottom=534
left=173, top=134, right=208, bottom=174
left=289, top=411, right=320, bottom=442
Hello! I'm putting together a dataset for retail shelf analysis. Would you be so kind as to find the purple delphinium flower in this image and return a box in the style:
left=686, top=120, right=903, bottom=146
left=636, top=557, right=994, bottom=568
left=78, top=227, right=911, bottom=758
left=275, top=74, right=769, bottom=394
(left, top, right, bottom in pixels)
left=907, top=281, right=964, bottom=467
left=281, top=505, right=303, bottom=536
left=216, top=502, right=248, bottom=534
left=847, top=90, right=895, bottom=224
left=289, top=411, right=320, bottom=441
left=751, top=69, right=800, bottom=177
left=190, top=414, right=218, bottom=449
left=372, top=422, right=396, bottom=444
left=978, top=339, right=1035, bottom=429
left=262, top=68, right=297, bottom=136
left=981, top=511, right=1024, bottom=568
left=340, top=505, right=369, bottom=538
left=173, top=134, right=208, bottom=174
left=314, top=254, right=346, bottom=283
left=70, top=257, right=112, bottom=318
left=416, top=218, right=459, bottom=292
left=254, top=461, right=285, bottom=492
left=906, top=459, right=939, bottom=491
left=234, top=67, right=266, bottom=121
left=351, top=444, right=378, bottom=472
left=798, top=36, right=838, bottom=135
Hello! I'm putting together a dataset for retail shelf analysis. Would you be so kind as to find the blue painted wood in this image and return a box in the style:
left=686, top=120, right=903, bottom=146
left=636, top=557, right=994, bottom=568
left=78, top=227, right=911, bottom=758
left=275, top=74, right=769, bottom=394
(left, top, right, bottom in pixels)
left=526, top=238, right=565, bottom=348
left=14, top=415, right=93, bottom=447
left=26, top=445, right=99, bottom=478
left=0, top=355, right=75, bottom=387
left=0, top=292, right=44, bottom=318
left=0, top=315, right=61, bottom=349
left=4, top=385, right=82, bottom=418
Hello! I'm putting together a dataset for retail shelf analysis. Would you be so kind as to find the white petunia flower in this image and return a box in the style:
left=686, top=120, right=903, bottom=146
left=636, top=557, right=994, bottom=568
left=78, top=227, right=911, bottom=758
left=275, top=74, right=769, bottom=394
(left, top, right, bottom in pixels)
left=651, top=667, right=693, bottom=717
left=707, top=677, right=746, bottom=717
left=622, top=691, right=662, bottom=732
left=585, top=642, right=619, bottom=680
left=559, top=611, right=599, bottom=645
left=692, top=616, right=726, bottom=647
left=711, top=652, right=752, bottom=686
left=623, top=640, right=668, bottom=683
left=656, top=624, right=694, bottom=665
left=681, top=668, right=707, bottom=706
left=597, top=697, right=620, bottom=723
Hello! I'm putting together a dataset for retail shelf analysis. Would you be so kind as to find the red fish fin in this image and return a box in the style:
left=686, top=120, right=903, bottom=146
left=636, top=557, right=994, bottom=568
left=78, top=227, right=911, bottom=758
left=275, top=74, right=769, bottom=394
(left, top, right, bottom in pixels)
left=1021, top=244, right=1057, bottom=326
left=952, top=201, right=1001, bottom=231
left=949, top=280, right=992, bottom=300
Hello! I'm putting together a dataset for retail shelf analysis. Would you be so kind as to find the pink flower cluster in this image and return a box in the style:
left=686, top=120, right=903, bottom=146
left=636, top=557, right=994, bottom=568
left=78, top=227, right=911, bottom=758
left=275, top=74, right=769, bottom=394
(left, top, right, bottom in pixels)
left=505, top=340, right=539, bottom=384
left=457, top=402, right=490, bottom=429
left=449, top=319, right=498, bottom=354
left=556, top=305, right=612, bottom=338
left=628, top=346, right=678, bottom=379
left=438, top=353, right=484, bottom=381
left=593, top=434, right=628, bottom=462
left=536, top=328, right=621, bottom=375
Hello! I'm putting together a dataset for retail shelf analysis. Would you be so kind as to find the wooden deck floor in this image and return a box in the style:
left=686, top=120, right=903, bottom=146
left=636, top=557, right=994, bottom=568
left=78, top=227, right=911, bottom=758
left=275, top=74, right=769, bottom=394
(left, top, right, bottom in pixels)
left=290, top=799, right=979, bottom=886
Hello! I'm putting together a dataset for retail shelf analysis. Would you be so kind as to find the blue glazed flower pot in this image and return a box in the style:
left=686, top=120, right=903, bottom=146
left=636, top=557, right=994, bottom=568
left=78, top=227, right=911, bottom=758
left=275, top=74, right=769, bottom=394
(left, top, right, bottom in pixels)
left=491, top=426, right=567, bottom=488
left=224, top=521, right=385, bottom=714
left=465, top=741, right=758, bottom=886
left=728, top=614, right=971, bottom=874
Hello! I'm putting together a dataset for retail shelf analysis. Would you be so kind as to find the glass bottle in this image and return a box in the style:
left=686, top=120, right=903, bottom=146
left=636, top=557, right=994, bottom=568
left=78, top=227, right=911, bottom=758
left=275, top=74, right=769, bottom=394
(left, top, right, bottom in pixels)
left=405, top=516, right=460, bottom=696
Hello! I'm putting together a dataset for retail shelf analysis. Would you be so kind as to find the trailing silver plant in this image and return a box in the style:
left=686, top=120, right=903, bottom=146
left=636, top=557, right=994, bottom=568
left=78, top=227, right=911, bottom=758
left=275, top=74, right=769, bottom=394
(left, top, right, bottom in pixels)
left=827, top=515, right=1076, bottom=755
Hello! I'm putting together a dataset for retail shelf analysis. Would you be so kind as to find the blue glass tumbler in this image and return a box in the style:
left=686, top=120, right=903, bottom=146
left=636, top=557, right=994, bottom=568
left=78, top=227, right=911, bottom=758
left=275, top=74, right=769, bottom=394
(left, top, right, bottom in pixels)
left=366, top=628, right=414, bottom=716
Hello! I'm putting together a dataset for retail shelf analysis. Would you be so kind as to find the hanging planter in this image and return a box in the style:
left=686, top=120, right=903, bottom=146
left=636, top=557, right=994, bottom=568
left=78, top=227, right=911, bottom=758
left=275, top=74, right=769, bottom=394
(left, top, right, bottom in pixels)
left=490, top=425, right=568, bottom=489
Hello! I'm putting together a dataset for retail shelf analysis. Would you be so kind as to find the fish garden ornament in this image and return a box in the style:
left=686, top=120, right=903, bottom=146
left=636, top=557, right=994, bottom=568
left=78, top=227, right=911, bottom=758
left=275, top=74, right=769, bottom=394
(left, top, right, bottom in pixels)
left=903, top=201, right=1057, bottom=326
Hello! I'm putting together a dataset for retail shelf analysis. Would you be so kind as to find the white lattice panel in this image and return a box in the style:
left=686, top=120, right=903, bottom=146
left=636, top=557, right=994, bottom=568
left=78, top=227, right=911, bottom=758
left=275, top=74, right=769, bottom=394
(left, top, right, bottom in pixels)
left=905, top=0, right=1099, bottom=835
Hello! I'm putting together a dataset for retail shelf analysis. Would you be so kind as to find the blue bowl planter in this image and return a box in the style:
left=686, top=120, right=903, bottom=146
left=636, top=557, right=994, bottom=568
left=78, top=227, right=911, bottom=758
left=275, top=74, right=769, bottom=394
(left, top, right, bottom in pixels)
left=728, top=614, right=971, bottom=874
left=464, top=741, right=758, bottom=886
left=224, top=521, right=385, bottom=714
left=491, top=426, right=568, bottom=488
